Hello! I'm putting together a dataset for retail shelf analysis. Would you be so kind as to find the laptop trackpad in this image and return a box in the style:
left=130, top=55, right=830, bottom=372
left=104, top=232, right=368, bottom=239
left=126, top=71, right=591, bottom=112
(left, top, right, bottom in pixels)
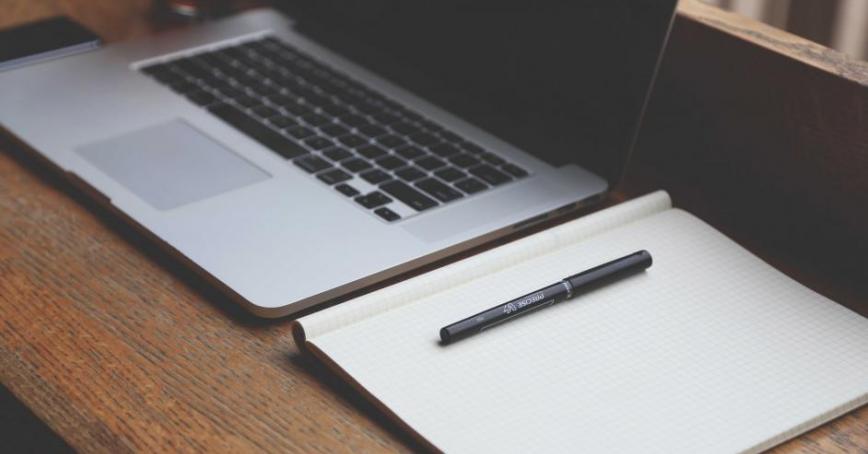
left=76, top=120, right=269, bottom=210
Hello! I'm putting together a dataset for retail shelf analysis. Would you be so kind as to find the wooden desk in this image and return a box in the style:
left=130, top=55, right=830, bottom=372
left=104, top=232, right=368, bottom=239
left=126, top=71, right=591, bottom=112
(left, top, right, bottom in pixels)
left=2, top=1, right=866, bottom=451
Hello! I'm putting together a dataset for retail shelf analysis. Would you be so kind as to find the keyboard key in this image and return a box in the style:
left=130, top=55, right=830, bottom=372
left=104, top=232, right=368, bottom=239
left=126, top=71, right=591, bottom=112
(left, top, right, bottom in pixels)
left=374, top=207, right=401, bottom=222
left=296, top=87, right=322, bottom=104
left=409, top=132, right=440, bottom=147
left=169, top=80, right=198, bottom=94
left=207, top=78, right=233, bottom=92
left=439, top=130, right=463, bottom=143
left=380, top=180, right=438, bottom=212
left=285, top=125, right=316, bottom=140
left=354, top=100, right=383, bottom=116
left=395, top=145, right=426, bottom=160
left=481, top=152, right=506, bottom=165
left=177, top=60, right=212, bottom=79
left=375, top=155, right=406, bottom=171
left=304, top=136, right=334, bottom=150
left=322, top=147, right=353, bottom=162
left=267, top=93, right=297, bottom=107
left=227, top=72, right=256, bottom=88
left=188, top=76, right=221, bottom=91
left=335, top=183, right=360, bottom=197
left=301, top=92, right=331, bottom=108
left=282, top=102, right=312, bottom=116
left=339, top=134, right=369, bottom=148
left=237, top=73, right=261, bottom=87
left=357, top=124, right=388, bottom=138
left=435, top=167, right=465, bottom=182
left=391, top=121, right=423, bottom=136
left=268, top=115, right=297, bottom=129
left=293, top=155, right=332, bottom=173
left=355, top=191, right=392, bottom=209
left=341, top=157, right=372, bottom=173
left=373, top=112, right=401, bottom=125
left=320, top=103, right=351, bottom=117
left=358, top=145, right=388, bottom=160
left=395, top=166, right=427, bottom=182
left=336, top=88, right=365, bottom=105
left=340, top=114, right=370, bottom=128
left=377, top=135, right=406, bottom=149
left=251, top=105, right=279, bottom=119
left=459, top=141, right=486, bottom=154
left=302, top=113, right=331, bottom=127
left=233, top=95, right=261, bottom=108
left=415, top=178, right=464, bottom=203
left=454, top=177, right=488, bottom=194
left=430, top=143, right=461, bottom=158
left=186, top=90, right=217, bottom=106
left=217, top=86, right=245, bottom=100
left=360, top=169, right=391, bottom=184
left=190, top=67, right=217, bottom=82
left=250, top=81, right=280, bottom=97
left=501, top=163, right=529, bottom=178
left=208, top=103, right=307, bottom=159
left=469, top=164, right=511, bottom=186
left=448, top=153, right=481, bottom=168
left=151, top=70, right=184, bottom=86
left=415, top=156, right=446, bottom=171
left=317, top=168, right=352, bottom=185
left=319, top=124, right=350, bottom=138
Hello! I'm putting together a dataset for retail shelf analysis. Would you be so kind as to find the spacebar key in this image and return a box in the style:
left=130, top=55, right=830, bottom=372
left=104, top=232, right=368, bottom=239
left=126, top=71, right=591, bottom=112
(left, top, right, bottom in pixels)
left=208, top=103, right=307, bottom=159
left=380, top=180, right=438, bottom=212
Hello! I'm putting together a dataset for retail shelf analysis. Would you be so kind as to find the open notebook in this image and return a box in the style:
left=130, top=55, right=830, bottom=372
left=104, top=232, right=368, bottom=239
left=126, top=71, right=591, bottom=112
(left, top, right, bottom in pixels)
left=293, top=191, right=868, bottom=453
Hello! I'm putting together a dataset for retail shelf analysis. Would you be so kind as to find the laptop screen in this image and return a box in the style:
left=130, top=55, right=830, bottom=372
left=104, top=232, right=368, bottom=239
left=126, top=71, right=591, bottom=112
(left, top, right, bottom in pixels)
left=282, top=0, right=677, bottom=186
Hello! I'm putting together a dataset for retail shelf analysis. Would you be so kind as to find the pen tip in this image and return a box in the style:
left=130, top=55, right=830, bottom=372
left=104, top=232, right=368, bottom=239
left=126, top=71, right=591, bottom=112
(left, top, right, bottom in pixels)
left=439, top=327, right=451, bottom=344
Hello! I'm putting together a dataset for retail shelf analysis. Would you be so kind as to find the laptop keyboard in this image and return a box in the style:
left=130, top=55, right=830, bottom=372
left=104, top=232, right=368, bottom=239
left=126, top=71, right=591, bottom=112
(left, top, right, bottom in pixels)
left=139, top=36, right=528, bottom=222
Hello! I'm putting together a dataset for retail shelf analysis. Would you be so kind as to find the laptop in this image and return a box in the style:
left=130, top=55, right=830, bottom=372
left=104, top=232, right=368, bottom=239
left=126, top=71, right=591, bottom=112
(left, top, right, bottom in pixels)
left=0, top=1, right=677, bottom=317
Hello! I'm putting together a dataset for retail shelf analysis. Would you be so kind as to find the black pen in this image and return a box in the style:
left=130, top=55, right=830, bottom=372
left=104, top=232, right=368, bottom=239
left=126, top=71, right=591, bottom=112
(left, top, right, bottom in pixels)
left=439, top=250, right=653, bottom=344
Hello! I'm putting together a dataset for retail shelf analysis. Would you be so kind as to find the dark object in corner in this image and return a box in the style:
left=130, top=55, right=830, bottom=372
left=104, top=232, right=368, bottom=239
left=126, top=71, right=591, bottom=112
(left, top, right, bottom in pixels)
left=0, top=16, right=101, bottom=72
left=0, top=385, right=73, bottom=453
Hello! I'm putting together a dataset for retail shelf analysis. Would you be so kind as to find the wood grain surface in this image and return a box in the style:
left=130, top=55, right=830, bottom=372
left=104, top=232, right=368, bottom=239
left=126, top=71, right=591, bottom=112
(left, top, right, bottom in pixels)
left=1, top=0, right=866, bottom=452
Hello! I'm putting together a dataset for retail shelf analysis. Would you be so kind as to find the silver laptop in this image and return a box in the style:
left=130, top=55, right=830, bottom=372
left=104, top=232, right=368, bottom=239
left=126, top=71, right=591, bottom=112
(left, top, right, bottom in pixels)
left=0, top=2, right=677, bottom=317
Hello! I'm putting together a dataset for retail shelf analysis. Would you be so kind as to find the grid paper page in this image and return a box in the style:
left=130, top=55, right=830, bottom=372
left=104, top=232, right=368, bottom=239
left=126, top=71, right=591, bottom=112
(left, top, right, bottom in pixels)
left=311, top=209, right=868, bottom=453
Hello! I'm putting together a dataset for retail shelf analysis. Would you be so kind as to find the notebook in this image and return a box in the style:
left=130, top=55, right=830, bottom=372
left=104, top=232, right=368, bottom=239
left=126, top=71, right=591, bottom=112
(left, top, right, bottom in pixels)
left=292, top=191, right=868, bottom=453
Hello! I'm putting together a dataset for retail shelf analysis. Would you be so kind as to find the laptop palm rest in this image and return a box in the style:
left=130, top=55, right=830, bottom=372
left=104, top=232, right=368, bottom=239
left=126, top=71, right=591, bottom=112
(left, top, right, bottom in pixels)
left=75, top=119, right=270, bottom=210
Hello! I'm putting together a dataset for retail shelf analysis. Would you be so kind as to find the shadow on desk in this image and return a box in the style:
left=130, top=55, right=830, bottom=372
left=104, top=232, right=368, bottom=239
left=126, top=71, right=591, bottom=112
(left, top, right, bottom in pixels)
left=287, top=352, right=431, bottom=452
left=1, top=385, right=71, bottom=454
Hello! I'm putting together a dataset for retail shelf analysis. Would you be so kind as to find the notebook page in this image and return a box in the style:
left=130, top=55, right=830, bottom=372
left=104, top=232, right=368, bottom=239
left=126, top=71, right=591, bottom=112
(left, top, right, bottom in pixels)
left=295, top=191, right=671, bottom=340
left=310, top=209, right=868, bottom=453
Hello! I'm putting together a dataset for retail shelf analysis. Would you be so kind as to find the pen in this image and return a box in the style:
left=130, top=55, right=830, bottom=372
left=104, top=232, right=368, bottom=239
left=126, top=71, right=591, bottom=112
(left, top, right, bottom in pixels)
left=439, top=250, right=652, bottom=344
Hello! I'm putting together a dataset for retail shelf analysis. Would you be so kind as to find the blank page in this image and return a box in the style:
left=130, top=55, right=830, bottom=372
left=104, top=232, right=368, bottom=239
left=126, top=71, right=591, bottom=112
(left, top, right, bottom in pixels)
left=308, top=208, right=868, bottom=453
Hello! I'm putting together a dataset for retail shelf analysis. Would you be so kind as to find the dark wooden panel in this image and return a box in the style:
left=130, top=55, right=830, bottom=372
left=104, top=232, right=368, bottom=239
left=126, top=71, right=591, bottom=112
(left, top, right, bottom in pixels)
left=630, top=0, right=868, bottom=316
